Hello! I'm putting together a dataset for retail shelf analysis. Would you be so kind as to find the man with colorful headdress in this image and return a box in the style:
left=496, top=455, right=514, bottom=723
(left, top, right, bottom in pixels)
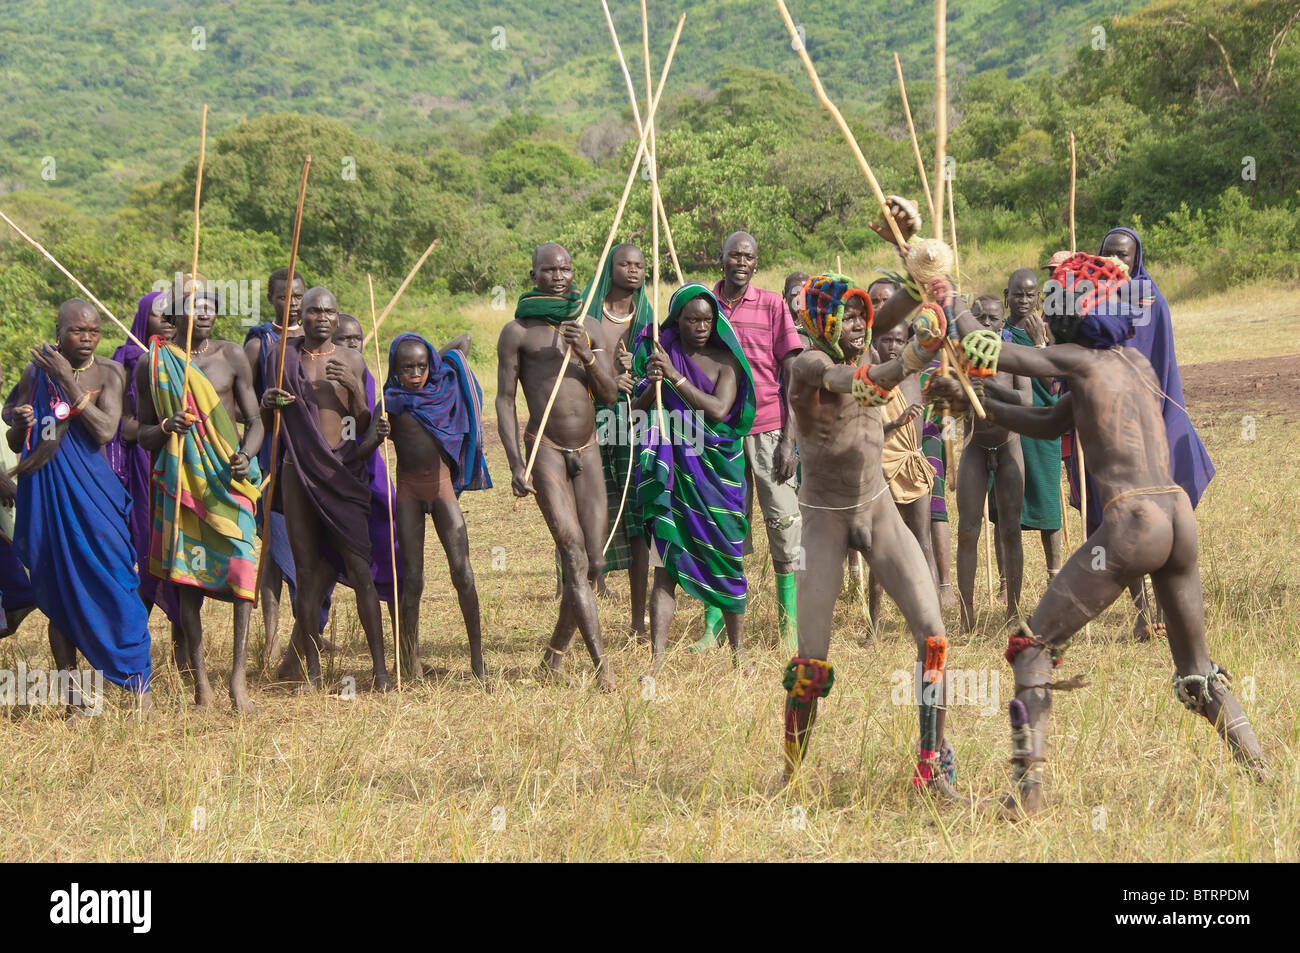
left=135, top=275, right=264, bottom=711
left=781, top=253, right=964, bottom=800
left=5, top=299, right=152, bottom=709
left=497, top=243, right=621, bottom=688
left=1095, top=227, right=1214, bottom=641
left=929, top=253, right=1265, bottom=819
left=584, top=243, right=654, bottom=640
left=632, top=283, right=755, bottom=674
left=386, top=330, right=491, bottom=680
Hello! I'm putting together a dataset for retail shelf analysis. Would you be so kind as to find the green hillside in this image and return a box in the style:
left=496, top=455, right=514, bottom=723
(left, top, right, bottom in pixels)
left=1, top=0, right=1146, bottom=213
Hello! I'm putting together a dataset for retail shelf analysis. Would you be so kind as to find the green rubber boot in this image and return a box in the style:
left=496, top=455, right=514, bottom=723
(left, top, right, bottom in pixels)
left=777, top=572, right=798, bottom=653
left=691, top=604, right=726, bottom=652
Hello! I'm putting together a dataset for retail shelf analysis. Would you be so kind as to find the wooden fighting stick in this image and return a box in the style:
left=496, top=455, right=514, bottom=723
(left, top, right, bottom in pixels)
left=946, top=176, right=992, bottom=604
left=252, top=155, right=312, bottom=609
left=0, top=211, right=145, bottom=349
left=1068, top=129, right=1090, bottom=636
left=520, top=13, right=685, bottom=490
left=933, top=0, right=948, bottom=242
left=601, top=0, right=684, bottom=283
left=367, top=274, right=403, bottom=691
left=641, top=0, right=668, bottom=440
left=778, top=2, right=984, bottom=419
left=893, top=52, right=936, bottom=225
left=362, top=237, right=441, bottom=348
left=169, top=104, right=208, bottom=568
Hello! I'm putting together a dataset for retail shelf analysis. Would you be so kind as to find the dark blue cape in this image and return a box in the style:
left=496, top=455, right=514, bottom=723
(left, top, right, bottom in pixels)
left=14, top=369, right=151, bottom=689
left=383, top=334, right=491, bottom=495
left=1066, top=228, right=1215, bottom=534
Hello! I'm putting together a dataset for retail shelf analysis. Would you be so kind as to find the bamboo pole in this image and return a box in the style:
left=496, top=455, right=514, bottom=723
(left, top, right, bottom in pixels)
left=362, top=238, right=441, bottom=348
left=1069, top=131, right=1078, bottom=256
left=933, top=0, right=948, bottom=242
left=0, top=211, right=144, bottom=349
left=1069, top=137, right=1090, bottom=635
left=775, top=0, right=907, bottom=249
left=983, top=495, right=995, bottom=608
left=169, top=104, right=208, bottom=568
left=893, top=52, right=936, bottom=225
left=367, top=274, right=402, bottom=691
left=252, top=155, right=312, bottom=608
left=642, top=0, right=668, bottom=440
left=521, top=13, right=685, bottom=488
left=601, top=0, right=683, bottom=283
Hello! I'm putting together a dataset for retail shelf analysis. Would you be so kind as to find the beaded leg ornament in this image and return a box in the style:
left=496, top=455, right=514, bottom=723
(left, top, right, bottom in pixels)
left=782, top=658, right=835, bottom=777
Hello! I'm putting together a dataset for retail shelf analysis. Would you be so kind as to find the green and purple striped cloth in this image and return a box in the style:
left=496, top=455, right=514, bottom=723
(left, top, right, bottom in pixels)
left=632, top=284, right=755, bottom=613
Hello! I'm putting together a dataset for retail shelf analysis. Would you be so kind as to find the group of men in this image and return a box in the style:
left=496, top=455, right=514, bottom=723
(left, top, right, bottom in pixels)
left=0, top=194, right=1266, bottom=816
left=494, top=197, right=1264, bottom=814
left=0, top=268, right=491, bottom=712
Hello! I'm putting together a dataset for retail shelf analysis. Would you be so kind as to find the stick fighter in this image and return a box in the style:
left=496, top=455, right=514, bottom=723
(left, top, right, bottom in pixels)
left=929, top=253, right=1266, bottom=818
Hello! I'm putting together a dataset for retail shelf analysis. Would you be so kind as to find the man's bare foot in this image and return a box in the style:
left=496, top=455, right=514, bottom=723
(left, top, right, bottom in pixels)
left=938, top=583, right=957, bottom=609
left=230, top=682, right=255, bottom=714
left=595, top=667, right=617, bottom=693
left=915, top=773, right=970, bottom=805
left=275, top=650, right=305, bottom=683
left=992, top=775, right=1043, bottom=821
left=536, top=658, right=567, bottom=685
left=372, top=673, right=395, bottom=692
left=291, top=681, right=317, bottom=696
left=631, top=628, right=649, bottom=645
left=133, top=691, right=154, bottom=719
left=320, top=637, right=342, bottom=654
left=195, top=683, right=216, bottom=707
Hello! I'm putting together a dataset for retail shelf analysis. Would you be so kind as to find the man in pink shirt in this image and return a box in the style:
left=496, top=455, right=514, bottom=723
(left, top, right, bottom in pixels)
left=695, top=231, right=803, bottom=652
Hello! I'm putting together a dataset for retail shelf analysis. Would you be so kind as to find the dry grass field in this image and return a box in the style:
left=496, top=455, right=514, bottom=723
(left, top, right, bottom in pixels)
left=0, top=265, right=1295, bottom=862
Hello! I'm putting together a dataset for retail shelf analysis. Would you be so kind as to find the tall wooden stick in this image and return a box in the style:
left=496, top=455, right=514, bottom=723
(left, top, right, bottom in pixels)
left=893, top=52, right=936, bottom=226
left=776, top=0, right=907, bottom=249
left=933, top=0, right=948, bottom=242
left=170, top=104, right=208, bottom=568
left=947, top=184, right=960, bottom=294
left=521, top=13, right=685, bottom=487
left=601, top=0, right=684, bottom=283
left=983, top=495, right=995, bottom=607
left=641, top=0, right=668, bottom=439
left=362, top=237, right=441, bottom=347
left=1069, top=136, right=1089, bottom=634
left=368, top=274, right=402, bottom=691
left=253, top=155, right=312, bottom=608
left=1069, top=131, right=1078, bottom=255
left=0, top=211, right=144, bottom=349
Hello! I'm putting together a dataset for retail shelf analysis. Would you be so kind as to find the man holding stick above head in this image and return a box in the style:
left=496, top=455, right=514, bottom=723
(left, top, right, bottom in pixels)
left=927, top=253, right=1265, bottom=819
left=385, top=331, right=491, bottom=680
left=5, top=299, right=152, bottom=711
left=585, top=243, right=654, bottom=641
left=135, top=275, right=264, bottom=711
left=701, top=231, right=802, bottom=655
left=262, top=286, right=393, bottom=691
left=781, top=242, right=964, bottom=800
left=498, top=243, right=620, bottom=689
